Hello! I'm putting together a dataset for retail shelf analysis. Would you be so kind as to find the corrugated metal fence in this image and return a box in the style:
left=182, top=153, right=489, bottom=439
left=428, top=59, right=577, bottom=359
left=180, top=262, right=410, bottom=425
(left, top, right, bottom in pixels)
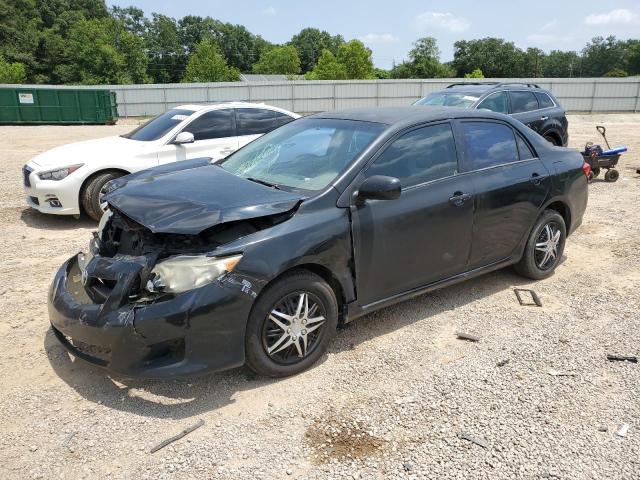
left=5, top=78, right=640, bottom=117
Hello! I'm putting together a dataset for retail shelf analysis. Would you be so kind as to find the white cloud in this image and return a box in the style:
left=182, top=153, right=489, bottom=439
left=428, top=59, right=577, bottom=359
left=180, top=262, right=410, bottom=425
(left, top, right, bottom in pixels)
left=263, top=6, right=276, bottom=16
left=584, top=9, right=639, bottom=26
left=413, top=12, right=470, bottom=33
left=358, top=33, right=398, bottom=44
left=540, top=19, right=558, bottom=31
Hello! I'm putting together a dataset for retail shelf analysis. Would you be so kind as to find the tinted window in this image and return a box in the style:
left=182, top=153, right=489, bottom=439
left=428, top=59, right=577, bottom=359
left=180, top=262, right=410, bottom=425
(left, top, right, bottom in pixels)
left=220, top=118, right=384, bottom=192
left=274, top=112, right=295, bottom=128
left=516, top=133, right=535, bottom=160
left=510, top=91, right=539, bottom=113
left=535, top=92, right=554, bottom=109
left=122, top=109, right=194, bottom=141
left=367, top=123, right=458, bottom=188
left=477, top=92, right=508, bottom=114
left=237, top=108, right=276, bottom=136
left=184, top=109, right=234, bottom=140
left=414, top=93, right=479, bottom=108
left=462, top=122, right=518, bottom=170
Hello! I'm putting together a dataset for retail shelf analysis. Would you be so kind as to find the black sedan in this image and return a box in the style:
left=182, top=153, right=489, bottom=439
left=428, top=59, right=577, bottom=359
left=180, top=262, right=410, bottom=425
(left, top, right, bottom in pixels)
left=48, top=107, right=589, bottom=378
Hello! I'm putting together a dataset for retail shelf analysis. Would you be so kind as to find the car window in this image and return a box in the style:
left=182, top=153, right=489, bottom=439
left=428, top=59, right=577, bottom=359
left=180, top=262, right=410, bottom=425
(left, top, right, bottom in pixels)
left=183, top=109, right=234, bottom=141
left=414, top=93, right=480, bottom=108
left=516, top=133, right=536, bottom=160
left=510, top=91, right=539, bottom=113
left=236, top=108, right=278, bottom=136
left=367, top=123, right=458, bottom=188
left=461, top=121, right=519, bottom=170
left=274, top=111, right=295, bottom=128
left=535, top=92, right=555, bottom=109
left=121, top=109, right=194, bottom=141
left=476, top=92, right=508, bottom=114
left=220, top=118, right=385, bottom=192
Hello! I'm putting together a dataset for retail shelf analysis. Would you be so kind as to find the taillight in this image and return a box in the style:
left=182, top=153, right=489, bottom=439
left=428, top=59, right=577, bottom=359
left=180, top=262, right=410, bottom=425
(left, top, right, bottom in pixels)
left=582, top=162, right=591, bottom=178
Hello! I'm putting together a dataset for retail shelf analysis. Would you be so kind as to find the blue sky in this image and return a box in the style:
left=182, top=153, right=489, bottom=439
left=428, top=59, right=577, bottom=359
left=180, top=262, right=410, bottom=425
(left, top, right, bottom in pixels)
left=106, top=0, right=640, bottom=68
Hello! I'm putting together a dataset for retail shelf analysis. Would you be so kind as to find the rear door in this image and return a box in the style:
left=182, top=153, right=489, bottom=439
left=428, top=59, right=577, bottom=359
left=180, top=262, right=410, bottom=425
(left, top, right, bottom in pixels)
left=476, top=91, right=509, bottom=115
left=457, top=120, right=550, bottom=268
left=156, top=108, right=238, bottom=164
left=236, top=108, right=295, bottom=149
left=508, top=90, right=542, bottom=133
left=352, top=122, right=475, bottom=306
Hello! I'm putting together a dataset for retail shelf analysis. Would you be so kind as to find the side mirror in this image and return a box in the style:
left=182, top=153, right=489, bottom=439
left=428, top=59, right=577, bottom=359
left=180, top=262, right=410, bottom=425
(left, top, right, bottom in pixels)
left=174, top=131, right=194, bottom=144
left=356, top=175, right=401, bottom=203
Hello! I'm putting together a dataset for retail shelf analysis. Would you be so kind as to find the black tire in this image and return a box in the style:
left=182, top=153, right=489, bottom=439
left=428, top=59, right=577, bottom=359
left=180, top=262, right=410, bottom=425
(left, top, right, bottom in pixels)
left=592, top=167, right=601, bottom=178
left=587, top=171, right=595, bottom=183
left=80, top=171, right=124, bottom=221
left=544, top=135, right=561, bottom=146
left=245, top=270, right=338, bottom=377
left=604, top=169, right=619, bottom=182
left=514, top=210, right=566, bottom=280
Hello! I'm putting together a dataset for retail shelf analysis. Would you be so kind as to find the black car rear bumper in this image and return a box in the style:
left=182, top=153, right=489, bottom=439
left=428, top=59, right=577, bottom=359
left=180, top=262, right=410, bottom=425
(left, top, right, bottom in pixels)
left=48, top=255, right=254, bottom=378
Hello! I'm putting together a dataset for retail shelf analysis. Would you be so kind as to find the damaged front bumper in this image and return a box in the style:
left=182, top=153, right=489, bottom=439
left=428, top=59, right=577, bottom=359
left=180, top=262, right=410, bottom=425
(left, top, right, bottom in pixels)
left=48, top=253, right=255, bottom=378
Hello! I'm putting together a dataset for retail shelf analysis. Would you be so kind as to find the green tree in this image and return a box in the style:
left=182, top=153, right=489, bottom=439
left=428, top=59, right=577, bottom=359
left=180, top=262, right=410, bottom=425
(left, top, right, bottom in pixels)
left=0, top=55, right=26, bottom=82
left=542, top=50, right=581, bottom=77
left=336, top=39, right=374, bottom=79
left=581, top=36, right=626, bottom=77
left=452, top=38, right=525, bottom=77
left=407, top=37, right=453, bottom=78
left=305, top=49, right=347, bottom=79
left=253, top=45, right=301, bottom=74
left=111, top=5, right=148, bottom=37
left=210, top=22, right=271, bottom=72
left=182, top=38, right=240, bottom=82
left=523, top=47, right=545, bottom=77
left=464, top=68, right=484, bottom=78
left=145, top=13, right=185, bottom=83
left=290, top=28, right=344, bottom=72
left=628, top=42, right=640, bottom=75
left=603, top=67, right=628, bottom=77
left=389, top=61, right=415, bottom=79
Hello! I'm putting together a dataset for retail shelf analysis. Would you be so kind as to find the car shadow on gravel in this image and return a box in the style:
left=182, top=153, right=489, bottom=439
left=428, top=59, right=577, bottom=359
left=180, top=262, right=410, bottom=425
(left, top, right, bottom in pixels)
left=43, top=266, right=548, bottom=420
left=20, top=207, right=95, bottom=230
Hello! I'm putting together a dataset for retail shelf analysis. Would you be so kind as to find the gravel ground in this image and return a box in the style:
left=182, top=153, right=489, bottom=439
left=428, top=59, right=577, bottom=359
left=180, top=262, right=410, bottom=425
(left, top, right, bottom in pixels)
left=0, top=115, right=639, bottom=480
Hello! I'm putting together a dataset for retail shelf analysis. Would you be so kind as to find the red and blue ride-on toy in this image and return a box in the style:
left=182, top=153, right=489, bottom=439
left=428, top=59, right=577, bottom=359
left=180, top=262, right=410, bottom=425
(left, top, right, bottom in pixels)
left=582, top=126, right=627, bottom=183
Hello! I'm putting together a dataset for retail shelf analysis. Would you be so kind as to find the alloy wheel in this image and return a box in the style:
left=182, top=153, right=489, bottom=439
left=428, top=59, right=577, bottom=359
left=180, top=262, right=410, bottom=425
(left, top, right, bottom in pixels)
left=262, top=291, right=327, bottom=364
left=535, top=222, right=562, bottom=270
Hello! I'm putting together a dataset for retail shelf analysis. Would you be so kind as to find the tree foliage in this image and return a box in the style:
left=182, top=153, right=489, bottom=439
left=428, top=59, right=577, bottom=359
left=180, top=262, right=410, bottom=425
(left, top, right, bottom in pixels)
left=289, top=28, right=344, bottom=72
left=305, top=50, right=347, bottom=80
left=337, top=40, right=375, bottom=79
left=182, top=38, right=240, bottom=82
left=0, top=56, right=26, bottom=82
left=464, top=68, right=484, bottom=79
left=389, top=37, right=453, bottom=78
left=253, top=45, right=300, bottom=74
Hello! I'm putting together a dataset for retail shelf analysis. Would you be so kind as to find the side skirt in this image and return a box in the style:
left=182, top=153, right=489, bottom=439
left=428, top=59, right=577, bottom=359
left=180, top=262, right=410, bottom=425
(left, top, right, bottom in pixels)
left=343, top=257, right=515, bottom=323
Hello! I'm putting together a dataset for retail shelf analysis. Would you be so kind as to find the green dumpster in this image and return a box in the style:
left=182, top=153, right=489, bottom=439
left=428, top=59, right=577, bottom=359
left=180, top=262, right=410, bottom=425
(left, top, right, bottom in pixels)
left=0, top=88, right=118, bottom=125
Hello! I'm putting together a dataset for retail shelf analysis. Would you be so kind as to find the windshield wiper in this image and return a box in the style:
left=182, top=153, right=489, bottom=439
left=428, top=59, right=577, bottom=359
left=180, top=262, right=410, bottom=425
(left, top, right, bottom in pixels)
left=246, top=177, right=281, bottom=190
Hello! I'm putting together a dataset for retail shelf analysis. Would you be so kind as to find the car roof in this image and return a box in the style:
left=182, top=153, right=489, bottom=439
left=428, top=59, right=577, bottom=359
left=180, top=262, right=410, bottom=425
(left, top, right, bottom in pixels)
left=310, top=106, right=513, bottom=128
left=174, top=102, right=299, bottom=117
left=433, top=82, right=547, bottom=95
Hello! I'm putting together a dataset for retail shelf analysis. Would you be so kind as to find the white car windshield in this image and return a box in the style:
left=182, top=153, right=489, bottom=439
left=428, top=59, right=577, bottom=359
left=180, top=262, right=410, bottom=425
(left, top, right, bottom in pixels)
left=121, top=109, right=195, bottom=141
left=220, top=118, right=385, bottom=192
left=414, top=93, right=480, bottom=108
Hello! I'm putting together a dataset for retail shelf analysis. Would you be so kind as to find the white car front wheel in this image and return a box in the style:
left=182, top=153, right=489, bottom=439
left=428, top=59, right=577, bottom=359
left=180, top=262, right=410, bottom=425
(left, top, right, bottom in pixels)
left=81, top=171, right=125, bottom=221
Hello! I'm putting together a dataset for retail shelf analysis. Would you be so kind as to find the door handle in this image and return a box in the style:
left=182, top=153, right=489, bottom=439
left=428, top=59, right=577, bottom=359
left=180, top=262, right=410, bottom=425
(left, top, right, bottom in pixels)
left=529, top=172, right=547, bottom=185
left=540, top=116, right=549, bottom=121
left=449, top=192, right=472, bottom=207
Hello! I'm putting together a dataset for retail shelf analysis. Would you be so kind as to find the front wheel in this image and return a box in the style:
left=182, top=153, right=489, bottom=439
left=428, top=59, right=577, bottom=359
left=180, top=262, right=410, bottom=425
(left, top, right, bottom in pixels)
left=245, top=271, right=338, bottom=377
left=80, top=171, right=124, bottom=221
left=515, top=210, right=566, bottom=280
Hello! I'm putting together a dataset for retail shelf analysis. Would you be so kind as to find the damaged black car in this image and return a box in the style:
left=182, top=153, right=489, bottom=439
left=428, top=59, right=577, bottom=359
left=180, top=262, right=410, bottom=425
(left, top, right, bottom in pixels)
left=49, top=107, right=588, bottom=378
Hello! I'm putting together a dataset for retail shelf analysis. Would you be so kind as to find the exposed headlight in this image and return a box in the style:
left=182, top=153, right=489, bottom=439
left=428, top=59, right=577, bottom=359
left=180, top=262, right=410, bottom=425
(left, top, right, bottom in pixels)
left=38, top=164, right=83, bottom=181
left=97, top=209, right=113, bottom=239
left=147, top=254, right=243, bottom=294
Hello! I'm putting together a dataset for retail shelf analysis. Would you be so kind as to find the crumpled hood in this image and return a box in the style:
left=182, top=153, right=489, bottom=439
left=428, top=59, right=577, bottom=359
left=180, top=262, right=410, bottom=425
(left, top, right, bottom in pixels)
left=104, top=159, right=303, bottom=235
left=30, top=136, right=146, bottom=167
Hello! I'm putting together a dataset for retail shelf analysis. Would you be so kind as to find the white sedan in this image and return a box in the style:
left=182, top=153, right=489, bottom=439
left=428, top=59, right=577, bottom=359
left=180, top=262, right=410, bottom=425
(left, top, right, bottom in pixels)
left=22, top=102, right=300, bottom=220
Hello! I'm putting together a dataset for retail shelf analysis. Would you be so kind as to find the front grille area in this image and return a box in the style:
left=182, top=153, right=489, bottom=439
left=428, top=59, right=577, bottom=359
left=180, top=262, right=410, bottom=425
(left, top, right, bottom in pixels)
left=52, top=327, right=111, bottom=366
left=23, top=165, right=33, bottom=187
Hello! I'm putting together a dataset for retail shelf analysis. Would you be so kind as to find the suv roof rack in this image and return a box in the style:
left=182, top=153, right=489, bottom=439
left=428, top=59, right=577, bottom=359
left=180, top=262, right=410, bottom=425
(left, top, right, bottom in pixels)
left=446, top=82, right=499, bottom=88
left=493, top=82, right=541, bottom=89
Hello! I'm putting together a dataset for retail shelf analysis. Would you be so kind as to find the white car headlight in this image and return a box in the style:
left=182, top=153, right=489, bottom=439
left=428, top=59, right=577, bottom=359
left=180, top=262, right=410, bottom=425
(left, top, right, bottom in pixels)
left=147, top=254, right=243, bottom=294
left=38, top=164, right=83, bottom=181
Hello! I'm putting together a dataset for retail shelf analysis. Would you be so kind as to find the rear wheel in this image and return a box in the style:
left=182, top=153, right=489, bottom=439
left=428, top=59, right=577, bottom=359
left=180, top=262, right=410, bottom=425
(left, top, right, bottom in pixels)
left=592, top=167, right=601, bottom=178
left=80, top=171, right=124, bottom=221
left=515, top=210, right=566, bottom=280
left=245, top=271, right=338, bottom=377
left=604, top=169, right=619, bottom=182
left=544, top=134, right=561, bottom=146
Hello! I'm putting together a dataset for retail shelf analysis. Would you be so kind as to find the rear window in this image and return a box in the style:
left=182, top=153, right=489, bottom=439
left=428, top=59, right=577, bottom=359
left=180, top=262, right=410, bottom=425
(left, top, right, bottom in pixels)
left=414, top=92, right=480, bottom=108
left=510, top=91, right=539, bottom=113
left=122, top=109, right=194, bottom=141
left=535, top=92, right=555, bottom=109
left=461, top=121, right=518, bottom=170
left=236, top=108, right=279, bottom=136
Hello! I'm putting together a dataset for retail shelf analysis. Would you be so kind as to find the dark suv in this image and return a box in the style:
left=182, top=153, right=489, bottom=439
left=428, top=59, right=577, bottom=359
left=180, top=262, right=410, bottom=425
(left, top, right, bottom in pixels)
left=414, top=83, right=569, bottom=147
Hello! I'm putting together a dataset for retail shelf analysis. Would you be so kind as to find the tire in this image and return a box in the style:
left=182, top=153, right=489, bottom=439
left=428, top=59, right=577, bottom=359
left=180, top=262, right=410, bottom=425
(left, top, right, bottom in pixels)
left=544, top=135, right=561, bottom=146
left=587, top=171, right=595, bottom=183
left=604, top=169, right=619, bottom=182
left=245, top=270, right=338, bottom=377
left=514, top=210, right=566, bottom=280
left=80, top=171, right=124, bottom=221
left=592, top=167, right=601, bottom=178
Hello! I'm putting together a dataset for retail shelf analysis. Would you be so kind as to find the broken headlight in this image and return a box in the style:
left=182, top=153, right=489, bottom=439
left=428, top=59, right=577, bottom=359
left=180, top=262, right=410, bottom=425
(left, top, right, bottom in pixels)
left=147, top=254, right=242, bottom=294
left=38, top=164, right=83, bottom=181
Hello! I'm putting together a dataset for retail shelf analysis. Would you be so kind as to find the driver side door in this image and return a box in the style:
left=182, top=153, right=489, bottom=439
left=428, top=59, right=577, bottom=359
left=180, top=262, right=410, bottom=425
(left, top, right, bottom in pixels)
left=156, top=108, right=239, bottom=164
